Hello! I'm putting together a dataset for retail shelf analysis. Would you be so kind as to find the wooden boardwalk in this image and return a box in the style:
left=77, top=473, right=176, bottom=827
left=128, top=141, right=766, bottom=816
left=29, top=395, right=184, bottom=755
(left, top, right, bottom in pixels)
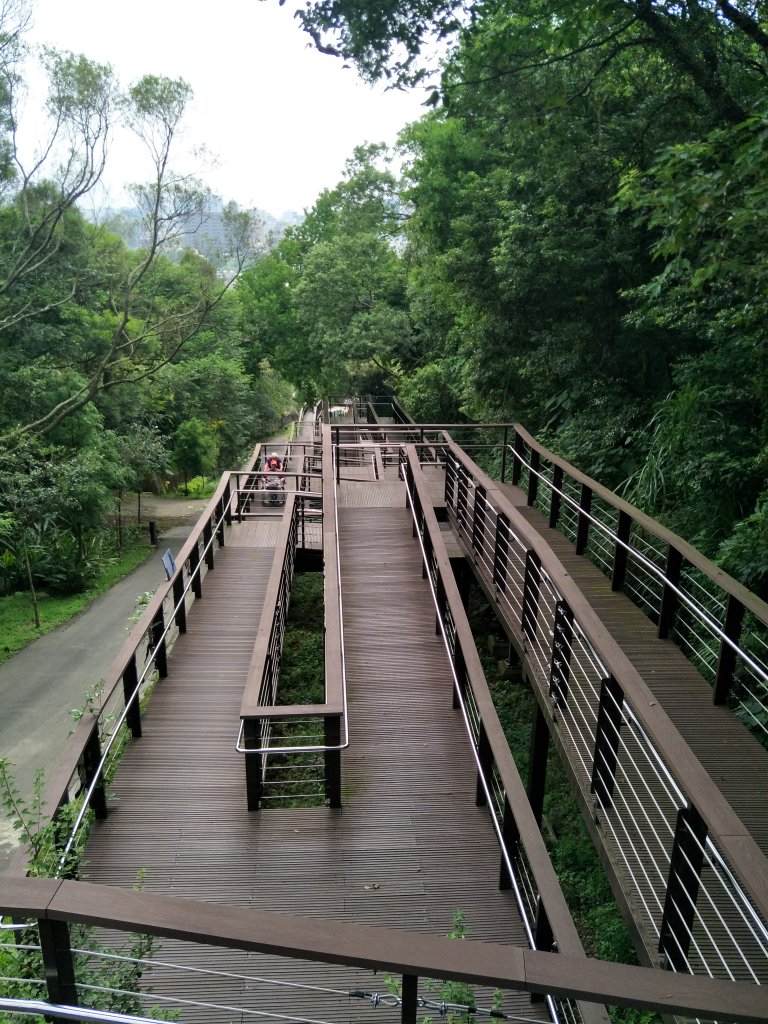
left=79, top=473, right=539, bottom=1023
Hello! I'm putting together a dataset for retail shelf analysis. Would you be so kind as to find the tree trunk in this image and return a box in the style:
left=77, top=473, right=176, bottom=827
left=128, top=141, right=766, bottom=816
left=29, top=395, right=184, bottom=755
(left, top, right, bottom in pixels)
left=21, top=533, right=41, bottom=630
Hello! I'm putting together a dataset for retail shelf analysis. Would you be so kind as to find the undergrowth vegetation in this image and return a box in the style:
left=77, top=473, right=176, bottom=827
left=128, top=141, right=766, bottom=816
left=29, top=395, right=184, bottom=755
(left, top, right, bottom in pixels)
left=0, top=534, right=151, bottom=664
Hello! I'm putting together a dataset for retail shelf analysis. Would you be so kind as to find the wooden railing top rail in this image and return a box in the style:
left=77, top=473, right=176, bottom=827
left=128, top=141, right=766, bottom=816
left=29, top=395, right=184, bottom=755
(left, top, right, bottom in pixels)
left=443, top=435, right=768, bottom=925
left=240, top=491, right=299, bottom=719
left=405, top=450, right=604, bottom=1024
left=100, top=468, right=233, bottom=702
left=3, top=876, right=766, bottom=1022
left=511, top=423, right=768, bottom=625
left=322, top=424, right=344, bottom=713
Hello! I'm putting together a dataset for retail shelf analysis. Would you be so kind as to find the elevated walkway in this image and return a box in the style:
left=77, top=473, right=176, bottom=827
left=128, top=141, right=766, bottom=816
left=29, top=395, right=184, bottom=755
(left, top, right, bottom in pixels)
left=74, top=473, right=542, bottom=1023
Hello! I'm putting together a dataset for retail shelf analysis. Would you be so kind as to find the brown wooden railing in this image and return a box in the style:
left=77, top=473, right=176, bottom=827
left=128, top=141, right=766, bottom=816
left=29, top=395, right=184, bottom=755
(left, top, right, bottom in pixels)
left=441, top=435, right=768, bottom=984
left=7, top=464, right=242, bottom=877
left=2, top=875, right=767, bottom=1023
left=238, top=426, right=345, bottom=810
left=403, top=447, right=608, bottom=1024
left=504, top=424, right=768, bottom=736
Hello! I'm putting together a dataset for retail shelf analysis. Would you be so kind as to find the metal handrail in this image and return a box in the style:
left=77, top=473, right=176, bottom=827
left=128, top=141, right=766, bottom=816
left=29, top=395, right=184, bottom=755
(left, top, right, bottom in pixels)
left=505, top=444, right=768, bottom=688
left=236, top=448, right=348, bottom=761
left=442, top=438, right=768, bottom=978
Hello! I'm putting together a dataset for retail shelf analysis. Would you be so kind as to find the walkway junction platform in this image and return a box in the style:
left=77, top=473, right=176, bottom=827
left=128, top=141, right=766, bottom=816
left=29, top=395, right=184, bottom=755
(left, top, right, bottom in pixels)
left=2, top=399, right=767, bottom=1024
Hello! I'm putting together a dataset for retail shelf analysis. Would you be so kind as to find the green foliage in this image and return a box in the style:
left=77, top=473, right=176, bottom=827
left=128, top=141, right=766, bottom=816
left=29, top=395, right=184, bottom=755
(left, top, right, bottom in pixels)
left=0, top=759, right=176, bottom=1019
left=171, top=418, right=217, bottom=492
left=397, top=362, right=463, bottom=423
left=0, top=536, right=150, bottom=663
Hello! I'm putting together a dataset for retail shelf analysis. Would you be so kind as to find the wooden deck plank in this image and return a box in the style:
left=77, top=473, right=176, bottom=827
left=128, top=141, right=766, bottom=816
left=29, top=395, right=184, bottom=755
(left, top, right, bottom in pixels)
left=78, top=499, right=539, bottom=1023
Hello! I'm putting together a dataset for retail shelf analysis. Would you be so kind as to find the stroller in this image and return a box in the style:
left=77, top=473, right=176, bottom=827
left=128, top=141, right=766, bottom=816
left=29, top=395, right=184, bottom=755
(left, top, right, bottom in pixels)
left=261, top=453, right=286, bottom=507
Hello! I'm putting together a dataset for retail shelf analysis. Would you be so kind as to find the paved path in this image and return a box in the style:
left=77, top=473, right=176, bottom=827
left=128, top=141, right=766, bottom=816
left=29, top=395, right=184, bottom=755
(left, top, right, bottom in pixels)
left=0, top=511, right=204, bottom=870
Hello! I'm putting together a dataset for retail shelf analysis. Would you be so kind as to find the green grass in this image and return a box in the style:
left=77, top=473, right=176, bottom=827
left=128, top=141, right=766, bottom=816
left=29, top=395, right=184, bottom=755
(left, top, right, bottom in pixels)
left=0, top=540, right=152, bottom=664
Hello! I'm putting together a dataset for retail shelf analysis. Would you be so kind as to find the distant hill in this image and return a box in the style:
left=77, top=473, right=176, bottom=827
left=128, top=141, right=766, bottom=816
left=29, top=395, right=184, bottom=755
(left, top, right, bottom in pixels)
left=81, top=197, right=304, bottom=266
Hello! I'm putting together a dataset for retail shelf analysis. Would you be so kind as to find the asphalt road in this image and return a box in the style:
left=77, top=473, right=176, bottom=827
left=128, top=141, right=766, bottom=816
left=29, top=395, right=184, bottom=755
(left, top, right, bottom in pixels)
left=0, top=507, right=205, bottom=870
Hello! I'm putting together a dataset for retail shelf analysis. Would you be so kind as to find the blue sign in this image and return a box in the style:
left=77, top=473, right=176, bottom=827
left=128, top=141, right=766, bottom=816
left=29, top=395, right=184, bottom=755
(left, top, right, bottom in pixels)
left=162, top=549, right=176, bottom=580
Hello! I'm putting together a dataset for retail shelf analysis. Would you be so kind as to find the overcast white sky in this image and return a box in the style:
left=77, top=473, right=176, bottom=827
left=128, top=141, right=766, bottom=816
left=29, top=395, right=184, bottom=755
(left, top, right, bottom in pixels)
left=22, top=0, right=431, bottom=218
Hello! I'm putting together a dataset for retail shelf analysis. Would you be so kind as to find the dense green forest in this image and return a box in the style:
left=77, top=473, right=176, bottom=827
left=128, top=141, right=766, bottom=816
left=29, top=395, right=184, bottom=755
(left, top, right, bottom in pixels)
left=2, top=0, right=768, bottom=613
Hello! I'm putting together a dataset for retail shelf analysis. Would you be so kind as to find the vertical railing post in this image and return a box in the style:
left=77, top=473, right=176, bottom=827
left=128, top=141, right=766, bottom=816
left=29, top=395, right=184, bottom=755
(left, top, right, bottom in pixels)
left=476, top=723, right=492, bottom=807
left=472, top=485, right=486, bottom=554
left=500, top=425, right=508, bottom=482
left=713, top=594, right=745, bottom=705
left=203, top=519, right=214, bottom=569
left=549, top=600, right=574, bottom=708
left=401, top=974, right=418, bottom=1024
left=512, top=431, right=525, bottom=486
left=549, top=465, right=563, bottom=528
left=324, top=714, right=342, bottom=809
left=216, top=503, right=226, bottom=547
left=189, top=542, right=202, bottom=599
left=527, top=705, right=549, bottom=827
left=334, top=426, right=340, bottom=484
left=39, top=918, right=78, bottom=1006
left=659, top=805, right=708, bottom=972
left=575, top=484, right=592, bottom=555
left=591, top=675, right=624, bottom=810
left=611, top=510, right=632, bottom=592
left=173, top=571, right=187, bottom=634
left=531, top=899, right=554, bottom=1002
left=522, top=549, right=542, bottom=644
left=122, top=655, right=142, bottom=738
left=82, top=722, right=108, bottom=819
left=456, top=465, right=469, bottom=531
left=224, top=477, right=232, bottom=526
left=493, top=513, right=510, bottom=592
left=658, top=545, right=683, bottom=639
left=243, top=718, right=263, bottom=811
left=452, top=641, right=467, bottom=712
left=527, top=449, right=540, bottom=506
left=445, top=451, right=457, bottom=511
left=498, top=797, right=520, bottom=890
left=152, top=606, right=168, bottom=678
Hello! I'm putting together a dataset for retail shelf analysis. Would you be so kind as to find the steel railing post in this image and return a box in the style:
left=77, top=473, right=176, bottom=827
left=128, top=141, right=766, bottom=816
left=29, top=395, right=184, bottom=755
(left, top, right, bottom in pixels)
left=549, top=600, right=574, bottom=708
left=151, top=606, right=168, bottom=678
left=190, top=542, right=202, bottom=599
left=591, top=676, right=624, bottom=810
left=203, top=519, right=214, bottom=569
left=713, top=594, right=746, bottom=704
left=576, top=483, right=592, bottom=555
left=401, top=974, right=418, bottom=1024
left=527, top=449, right=540, bottom=506
left=493, top=513, right=509, bottom=592
left=39, top=918, right=78, bottom=1006
left=512, top=430, right=525, bottom=486
left=527, top=705, right=549, bottom=827
left=549, top=465, right=563, bottom=528
left=611, top=510, right=632, bottom=591
left=122, top=655, right=142, bottom=738
left=659, top=805, right=708, bottom=972
left=472, top=485, right=486, bottom=554
left=522, top=549, right=542, bottom=644
left=324, top=715, right=342, bottom=808
left=173, top=572, right=187, bottom=634
left=476, top=723, right=492, bottom=807
left=82, top=722, right=108, bottom=820
left=658, top=545, right=683, bottom=639
left=243, top=718, right=263, bottom=811
left=498, top=796, right=520, bottom=890
left=500, top=425, right=508, bottom=482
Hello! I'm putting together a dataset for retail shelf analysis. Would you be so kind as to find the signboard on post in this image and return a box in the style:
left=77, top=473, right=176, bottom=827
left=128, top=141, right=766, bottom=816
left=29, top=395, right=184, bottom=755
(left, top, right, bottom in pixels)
left=162, top=549, right=176, bottom=581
